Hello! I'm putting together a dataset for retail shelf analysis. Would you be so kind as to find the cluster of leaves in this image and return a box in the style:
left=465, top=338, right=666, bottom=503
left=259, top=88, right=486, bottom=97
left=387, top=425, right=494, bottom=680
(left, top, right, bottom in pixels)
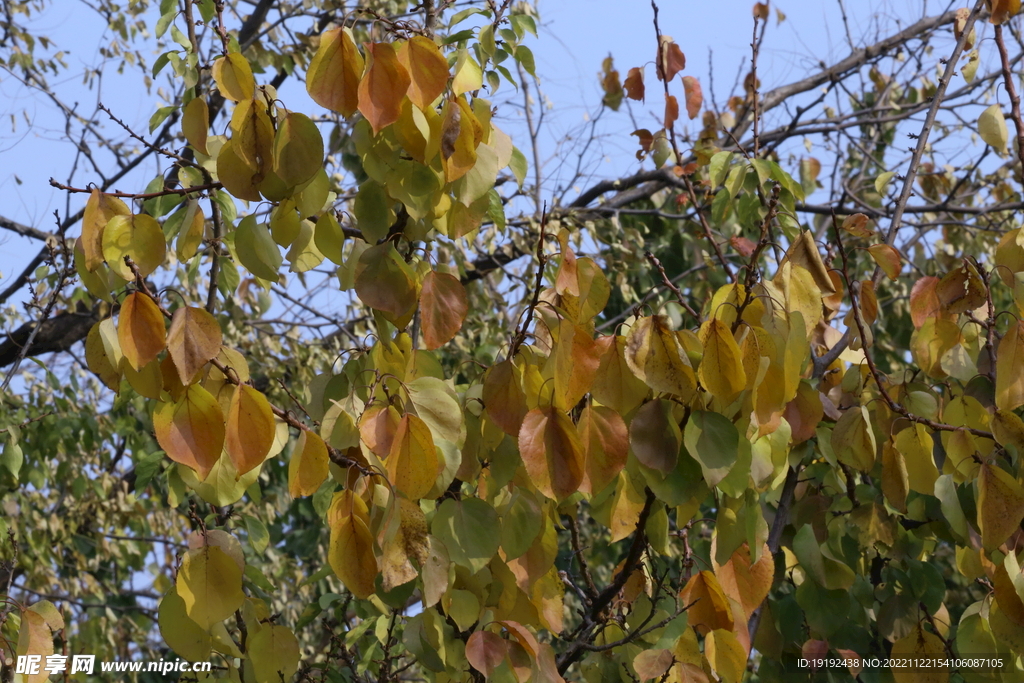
left=4, top=0, right=1024, bottom=682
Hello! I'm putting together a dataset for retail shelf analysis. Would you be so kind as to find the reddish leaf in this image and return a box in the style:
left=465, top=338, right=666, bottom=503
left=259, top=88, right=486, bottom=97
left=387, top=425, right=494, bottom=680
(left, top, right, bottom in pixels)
left=466, top=631, right=507, bottom=677
left=420, top=271, right=469, bottom=349
left=656, top=37, right=685, bottom=81
left=730, top=236, right=756, bottom=258
left=682, top=75, right=703, bottom=119
left=166, top=306, right=222, bottom=385
left=624, top=67, right=645, bottom=101
left=518, top=406, right=585, bottom=500
left=357, top=42, right=411, bottom=133
left=909, top=276, right=942, bottom=328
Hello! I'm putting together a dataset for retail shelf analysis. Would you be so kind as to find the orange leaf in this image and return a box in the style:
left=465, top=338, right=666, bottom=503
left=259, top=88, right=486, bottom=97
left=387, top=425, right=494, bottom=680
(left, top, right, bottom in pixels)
left=990, top=0, right=1022, bottom=25
left=664, top=94, right=678, bottom=130
left=624, top=66, right=645, bottom=101
left=909, top=276, right=942, bottom=328
left=396, top=36, right=449, bottom=110
left=867, top=243, right=901, bottom=280
left=682, top=75, right=703, bottom=119
left=518, top=407, right=585, bottom=500
left=385, top=413, right=438, bottom=500
left=226, top=385, right=275, bottom=477
left=306, top=28, right=364, bottom=117
left=713, top=542, right=775, bottom=619
left=678, top=570, right=733, bottom=635
left=182, top=96, right=209, bottom=155
left=118, top=292, right=166, bottom=371
left=578, top=404, right=628, bottom=495
left=359, top=404, right=402, bottom=457
left=357, top=42, right=411, bottom=133
left=288, top=430, right=329, bottom=497
left=166, top=306, right=222, bottom=385
left=154, top=385, right=225, bottom=480
left=420, top=271, right=468, bottom=349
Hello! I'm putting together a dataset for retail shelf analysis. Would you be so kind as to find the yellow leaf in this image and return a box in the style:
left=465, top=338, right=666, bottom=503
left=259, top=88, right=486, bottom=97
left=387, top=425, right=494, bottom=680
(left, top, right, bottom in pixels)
left=778, top=231, right=836, bottom=295
left=551, top=319, right=601, bottom=410
left=591, top=335, right=650, bottom=414
left=159, top=588, right=212, bottom=661
left=118, top=291, right=166, bottom=371
left=633, top=649, right=674, bottom=681
left=306, top=28, right=364, bottom=117
left=81, top=189, right=129, bottom=271
left=381, top=497, right=429, bottom=590
left=182, top=96, right=209, bottom=155
left=979, top=104, right=1009, bottom=153
left=893, top=424, right=939, bottom=495
left=881, top=439, right=909, bottom=513
left=102, top=213, right=166, bottom=280
left=166, top=306, right=222, bottom=385
left=175, top=200, right=205, bottom=262
left=518, top=406, right=585, bottom=500
left=624, top=315, right=697, bottom=400
left=697, top=318, right=746, bottom=402
left=247, top=625, right=300, bottom=683
left=230, top=98, right=275, bottom=174
left=358, top=42, right=411, bottom=133
left=288, top=430, right=329, bottom=497
left=16, top=610, right=52, bottom=683
left=154, top=385, right=225, bottom=480
left=329, top=501, right=378, bottom=598
left=978, top=463, right=1024, bottom=552
left=996, top=320, right=1024, bottom=411
left=483, top=359, right=528, bottom=436
left=386, top=413, right=438, bottom=500
left=440, top=95, right=482, bottom=183
left=86, top=319, right=122, bottom=390
left=216, top=138, right=262, bottom=202
left=176, top=546, right=246, bottom=630
left=226, top=385, right=275, bottom=478
left=831, top=405, right=876, bottom=472
left=396, top=36, right=449, bottom=109
left=705, top=629, right=747, bottom=683
left=890, top=623, right=947, bottom=683
left=212, top=53, right=255, bottom=102
left=273, top=112, right=324, bottom=189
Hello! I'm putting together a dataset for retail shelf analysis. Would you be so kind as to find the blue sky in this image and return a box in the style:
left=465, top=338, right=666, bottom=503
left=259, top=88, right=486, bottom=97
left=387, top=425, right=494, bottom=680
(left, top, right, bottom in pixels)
left=0, top=0, right=970, bottom=311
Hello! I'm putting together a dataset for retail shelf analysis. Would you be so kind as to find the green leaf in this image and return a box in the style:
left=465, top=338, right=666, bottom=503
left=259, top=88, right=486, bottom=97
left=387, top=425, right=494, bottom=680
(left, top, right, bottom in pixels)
left=682, top=411, right=738, bottom=487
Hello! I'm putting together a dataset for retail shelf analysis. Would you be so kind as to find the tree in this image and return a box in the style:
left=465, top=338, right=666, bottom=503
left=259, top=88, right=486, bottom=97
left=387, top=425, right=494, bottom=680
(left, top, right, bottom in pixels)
left=2, top=0, right=1024, bottom=681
